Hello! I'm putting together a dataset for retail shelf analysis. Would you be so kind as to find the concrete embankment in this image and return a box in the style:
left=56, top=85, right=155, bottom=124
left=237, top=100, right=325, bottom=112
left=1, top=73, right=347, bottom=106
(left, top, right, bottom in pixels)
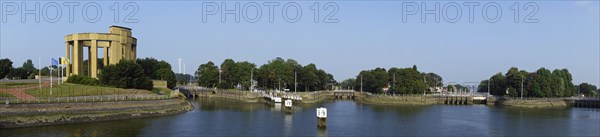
left=194, top=91, right=261, bottom=103
left=493, top=98, right=568, bottom=108
left=356, top=95, right=439, bottom=105
left=296, top=91, right=332, bottom=104
left=0, top=99, right=192, bottom=128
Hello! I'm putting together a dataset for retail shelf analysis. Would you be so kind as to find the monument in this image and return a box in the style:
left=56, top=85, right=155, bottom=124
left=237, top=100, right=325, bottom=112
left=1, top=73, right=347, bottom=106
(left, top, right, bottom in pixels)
left=64, top=26, right=137, bottom=78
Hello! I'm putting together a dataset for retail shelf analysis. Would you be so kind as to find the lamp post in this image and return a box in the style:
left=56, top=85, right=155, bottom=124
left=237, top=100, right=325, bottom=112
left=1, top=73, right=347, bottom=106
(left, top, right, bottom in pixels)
left=360, top=75, right=363, bottom=93
left=250, top=68, right=254, bottom=90
left=294, top=71, right=297, bottom=93
left=521, top=76, right=524, bottom=100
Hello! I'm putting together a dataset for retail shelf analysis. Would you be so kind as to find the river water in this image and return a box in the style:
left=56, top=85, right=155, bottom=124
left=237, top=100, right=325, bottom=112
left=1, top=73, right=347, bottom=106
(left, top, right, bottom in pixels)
left=2, top=99, right=599, bottom=136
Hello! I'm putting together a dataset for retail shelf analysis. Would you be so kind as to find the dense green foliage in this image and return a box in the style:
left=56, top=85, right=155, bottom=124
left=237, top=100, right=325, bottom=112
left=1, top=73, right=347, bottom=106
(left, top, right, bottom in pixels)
left=446, top=84, right=470, bottom=93
left=0, top=58, right=13, bottom=79
left=66, top=75, right=99, bottom=85
left=356, top=68, right=389, bottom=93
left=354, top=65, right=441, bottom=94
left=477, top=67, right=577, bottom=97
left=339, top=78, right=356, bottom=90
left=81, top=58, right=105, bottom=77
left=99, top=60, right=153, bottom=90
left=137, top=58, right=177, bottom=89
left=578, top=83, right=598, bottom=96
left=40, top=65, right=61, bottom=77
left=196, top=58, right=335, bottom=91
left=4, top=59, right=37, bottom=79
left=175, top=73, right=195, bottom=85
left=196, top=61, right=220, bottom=88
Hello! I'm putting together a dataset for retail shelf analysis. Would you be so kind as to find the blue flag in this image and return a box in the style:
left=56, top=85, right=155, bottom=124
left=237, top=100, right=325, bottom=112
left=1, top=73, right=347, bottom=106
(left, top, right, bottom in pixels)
left=52, top=58, right=59, bottom=66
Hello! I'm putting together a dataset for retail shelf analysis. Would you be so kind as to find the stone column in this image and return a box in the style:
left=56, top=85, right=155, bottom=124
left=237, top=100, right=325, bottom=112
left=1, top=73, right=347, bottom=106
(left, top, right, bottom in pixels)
left=110, top=41, right=120, bottom=63
left=65, top=42, right=71, bottom=77
left=72, top=40, right=82, bottom=75
left=133, top=45, right=136, bottom=61
left=91, top=40, right=98, bottom=78
left=103, top=47, right=109, bottom=66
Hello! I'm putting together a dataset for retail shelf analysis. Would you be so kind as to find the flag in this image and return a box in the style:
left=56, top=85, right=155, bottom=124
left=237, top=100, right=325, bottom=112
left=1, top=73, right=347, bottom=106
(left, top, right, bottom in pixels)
left=58, top=57, right=63, bottom=65
left=52, top=58, right=59, bottom=66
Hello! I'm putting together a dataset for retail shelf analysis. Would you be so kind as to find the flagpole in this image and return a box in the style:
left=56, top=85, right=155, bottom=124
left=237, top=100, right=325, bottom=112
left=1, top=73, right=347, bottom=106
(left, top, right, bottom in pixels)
left=38, top=57, right=41, bottom=91
left=50, top=61, right=52, bottom=96
left=60, top=64, right=62, bottom=85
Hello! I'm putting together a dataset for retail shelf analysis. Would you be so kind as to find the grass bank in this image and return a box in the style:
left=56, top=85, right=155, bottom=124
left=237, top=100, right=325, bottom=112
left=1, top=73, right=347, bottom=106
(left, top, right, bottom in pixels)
left=357, top=95, right=439, bottom=105
left=25, top=83, right=157, bottom=98
left=498, top=98, right=568, bottom=108
left=0, top=98, right=192, bottom=128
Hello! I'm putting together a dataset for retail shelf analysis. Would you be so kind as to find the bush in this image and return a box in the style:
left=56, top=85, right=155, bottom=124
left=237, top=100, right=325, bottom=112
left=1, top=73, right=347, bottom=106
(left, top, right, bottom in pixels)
left=66, top=75, right=99, bottom=85
left=99, top=60, right=153, bottom=90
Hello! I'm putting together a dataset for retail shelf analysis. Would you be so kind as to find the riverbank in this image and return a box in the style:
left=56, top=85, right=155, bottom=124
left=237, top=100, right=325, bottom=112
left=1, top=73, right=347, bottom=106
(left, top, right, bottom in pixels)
left=495, top=98, right=568, bottom=108
left=0, top=98, right=193, bottom=128
left=196, top=91, right=261, bottom=103
left=185, top=89, right=577, bottom=109
left=357, top=95, right=439, bottom=105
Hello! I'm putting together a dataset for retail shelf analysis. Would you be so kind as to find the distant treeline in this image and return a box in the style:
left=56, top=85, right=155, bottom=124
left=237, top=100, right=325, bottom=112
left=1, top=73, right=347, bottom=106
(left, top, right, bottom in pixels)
left=339, top=65, right=443, bottom=94
left=477, top=67, right=598, bottom=97
left=196, top=57, right=335, bottom=91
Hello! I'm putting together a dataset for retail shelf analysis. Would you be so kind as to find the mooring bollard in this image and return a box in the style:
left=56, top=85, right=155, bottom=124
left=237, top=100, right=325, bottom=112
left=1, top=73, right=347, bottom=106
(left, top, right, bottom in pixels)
left=4, top=100, right=10, bottom=108
left=316, top=107, right=327, bottom=127
left=284, top=100, right=293, bottom=113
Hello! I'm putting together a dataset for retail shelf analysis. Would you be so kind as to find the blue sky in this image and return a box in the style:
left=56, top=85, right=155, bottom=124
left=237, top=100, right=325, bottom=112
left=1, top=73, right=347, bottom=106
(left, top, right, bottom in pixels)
left=1, top=1, right=598, bottom=86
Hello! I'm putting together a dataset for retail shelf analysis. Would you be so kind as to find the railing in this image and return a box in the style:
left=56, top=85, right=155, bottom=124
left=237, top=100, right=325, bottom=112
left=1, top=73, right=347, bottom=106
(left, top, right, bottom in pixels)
left=1, top=82, right=176, bottom=104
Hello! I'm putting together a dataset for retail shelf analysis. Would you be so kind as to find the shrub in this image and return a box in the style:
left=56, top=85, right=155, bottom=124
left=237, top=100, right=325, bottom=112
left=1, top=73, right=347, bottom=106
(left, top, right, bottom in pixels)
left=66, top=75, right=98, bottom=85
left=99, top=60, right=153, bottom=90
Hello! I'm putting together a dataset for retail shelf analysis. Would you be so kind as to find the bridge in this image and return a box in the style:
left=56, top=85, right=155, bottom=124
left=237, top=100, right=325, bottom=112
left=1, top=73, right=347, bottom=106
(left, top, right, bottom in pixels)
left=333, top=90, right=356, bottom=99
left=565, top=97, right=600, bottom=108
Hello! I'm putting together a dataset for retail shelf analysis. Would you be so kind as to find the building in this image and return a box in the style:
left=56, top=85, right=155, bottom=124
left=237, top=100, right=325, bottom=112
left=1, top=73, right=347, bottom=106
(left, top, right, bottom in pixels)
left=64, top=26, right=137, bottom=78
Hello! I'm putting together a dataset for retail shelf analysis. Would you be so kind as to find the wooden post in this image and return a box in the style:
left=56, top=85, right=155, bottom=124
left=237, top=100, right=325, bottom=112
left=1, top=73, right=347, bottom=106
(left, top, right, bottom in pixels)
left=317, top=107, right=327, bottom=128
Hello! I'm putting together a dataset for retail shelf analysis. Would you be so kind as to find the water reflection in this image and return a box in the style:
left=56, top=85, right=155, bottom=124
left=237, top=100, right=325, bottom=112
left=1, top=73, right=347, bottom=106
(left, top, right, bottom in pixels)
left=284, top=113, right=293, bottom=136
left=0, top=99, right=598, bottom=136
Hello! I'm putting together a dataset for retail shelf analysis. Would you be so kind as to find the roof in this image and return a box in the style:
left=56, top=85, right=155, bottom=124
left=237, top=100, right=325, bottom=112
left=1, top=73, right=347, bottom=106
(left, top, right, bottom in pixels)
left=110, top=25, right=132, bottom=30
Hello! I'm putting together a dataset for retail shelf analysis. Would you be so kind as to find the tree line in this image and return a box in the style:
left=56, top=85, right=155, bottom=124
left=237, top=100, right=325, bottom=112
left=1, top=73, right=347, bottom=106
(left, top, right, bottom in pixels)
left=340, top=65, right=443, bottom=94
left=477, top=67, right=598, bottom=97
left=196, top=57, right=336, bottom=91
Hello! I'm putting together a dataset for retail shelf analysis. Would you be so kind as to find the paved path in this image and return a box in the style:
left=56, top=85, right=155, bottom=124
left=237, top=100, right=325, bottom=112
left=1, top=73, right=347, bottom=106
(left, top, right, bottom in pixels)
left=1, top=82, right=49, bottom=100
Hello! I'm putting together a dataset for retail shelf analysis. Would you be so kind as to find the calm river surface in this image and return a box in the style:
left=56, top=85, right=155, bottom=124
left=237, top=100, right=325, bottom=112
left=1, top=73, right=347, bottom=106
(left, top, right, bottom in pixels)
left=2, top=99, right=599, bottom=136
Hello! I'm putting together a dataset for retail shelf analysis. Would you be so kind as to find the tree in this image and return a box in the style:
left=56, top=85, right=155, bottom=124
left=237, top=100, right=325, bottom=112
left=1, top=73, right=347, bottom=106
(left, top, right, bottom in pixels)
left=256, top=58, right=293, bottom=90
left=423, top=73, right=443, bottom=92
left=40, top=65, right=59, bottom=77
left=6, top=68, right=28, bottom=79
left=481, top=67, right=578, bottom=98
left=220, top=59, right=236, bottom=89
left=489, top=73, right=507, bottom=96
left=388, top=67, right=425, bottom=94
left=355, top=68, right=389, bottom=93
left=233, top=61, right=256, bottom=89
left=446, top=84, right=469, bottom=93
left=196, top=61, right=219, bottom=87
left=339, top=78, right=356, bottom=90
left=477, top=80, right=489, bottom=93
left=505, top=67, right=525, bottom=97
left=0, top=58, right=13, bottom=79
left=22, top=59, right=35, bottom=72
left=21, top=59, right=37, bottom=79
left=300, top=64, right=319, bottom=91
left=578, top=83, right=598, bottom=96
left=98, top=60, right=153, bottom=90
left=137, top=58, right=177, bottom=89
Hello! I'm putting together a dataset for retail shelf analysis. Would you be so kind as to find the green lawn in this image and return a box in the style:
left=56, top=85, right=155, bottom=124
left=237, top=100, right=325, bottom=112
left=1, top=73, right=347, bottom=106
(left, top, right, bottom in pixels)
left=153, top=87, right=173, bottom=95
left=0, top=82, right=38, bottom=89
left=26, top=83, right=157, bottom=97
left=0, top=92, right=15, bottom=98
